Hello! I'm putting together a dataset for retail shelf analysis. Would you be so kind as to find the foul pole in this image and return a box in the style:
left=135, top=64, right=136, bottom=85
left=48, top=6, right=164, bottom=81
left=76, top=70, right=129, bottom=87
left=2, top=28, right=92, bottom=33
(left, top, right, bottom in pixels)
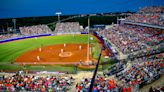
left=87, top=16, right=90, bottom=64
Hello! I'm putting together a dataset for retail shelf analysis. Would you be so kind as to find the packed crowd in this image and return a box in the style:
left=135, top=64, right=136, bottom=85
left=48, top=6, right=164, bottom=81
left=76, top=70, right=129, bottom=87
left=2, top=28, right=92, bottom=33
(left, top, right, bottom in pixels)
left=0, top=34, right=20, bottom=40
left=128, top=43, right=164, bottom=60
left=116, top=53, right=163, bottom=89
left=99, top=24, right=163, bottom=54
left=0, top=25, right=52, bottom=40
left=93, top=7, right=164, bottom=91
left=126, top=7, right=164, bottom=26
left=139, top=6, right=164, bottom=14
left=55, top=22, right=80, bottom=34
left=77, top=52, right=163, bottom=92
left=103, top=63, right=126, bottom=76
left=126, top=14, right=164, bottom=26
left=0, top=52, right=162, bottom=92
left=149, top=86, right=164, bottom=92
left=0, top=22, right=81, bottom=40
left=0, top=73, right=74, bottom=91
left=78, top=53, right=162, bottom=92
left=19, top=25, right=52, bottom=36
left=77, top=75, right=132, bottom=92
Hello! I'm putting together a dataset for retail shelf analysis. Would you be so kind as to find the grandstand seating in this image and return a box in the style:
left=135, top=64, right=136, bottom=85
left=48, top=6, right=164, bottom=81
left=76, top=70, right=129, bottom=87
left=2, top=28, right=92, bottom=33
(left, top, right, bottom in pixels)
left=139, top=6, right=164, bottom=14
left=0, top=6, right=163, bottom=92
left=77, top=75, right=125, bottom=92
left=19, top=25, right=52, bottom=35
left=103, top=63, right=126, bottom=76
left=0, top=25, right=52, bottom=41
left=125, top=6, right=164, bottom=26
left=0, top=34, right=20, bottom=40
left=0, top=73, right=74, bottom=91
left=99, top=24, right=163, bottom=54
left=116, top=53, right=163, bottom=88
left=54, top=22, right=81, bottom=35
left=149, top=86, right=164, bottom=92
left=92, top=6, right=164, bottom=92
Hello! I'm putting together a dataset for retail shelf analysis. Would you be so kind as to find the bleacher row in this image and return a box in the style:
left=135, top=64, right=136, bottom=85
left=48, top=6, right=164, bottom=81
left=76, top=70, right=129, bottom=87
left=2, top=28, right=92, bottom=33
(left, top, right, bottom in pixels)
left=54, top=22, right=81, bottom=35
left=0, top=73, right=74, bottom=92
left=78, top=53, right=163, bottom=92
left=99, top=24, right=163, bottom=54
left=93, top=6, right=164, bottom=92
left=139, top=6, right=164, bottom=13
left=19, top=25, right=52, bottom=36
left=98, top=7, right=164, bottom=56
left=126, top=6, right=164, bottom=26
left=0, top=22, right=81, bottom=41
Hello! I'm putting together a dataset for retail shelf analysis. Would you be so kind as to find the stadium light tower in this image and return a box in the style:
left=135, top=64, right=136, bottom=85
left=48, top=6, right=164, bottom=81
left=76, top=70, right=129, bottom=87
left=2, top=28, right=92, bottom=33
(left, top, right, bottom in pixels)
left=56, top=12, right=62, bottom=23
left=12, top=19, right=16, bottom=32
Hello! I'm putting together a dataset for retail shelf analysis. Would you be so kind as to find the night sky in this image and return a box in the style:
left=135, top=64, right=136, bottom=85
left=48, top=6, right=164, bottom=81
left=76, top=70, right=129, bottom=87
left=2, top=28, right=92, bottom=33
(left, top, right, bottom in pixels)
left=0, top=0, right=164, bottom=19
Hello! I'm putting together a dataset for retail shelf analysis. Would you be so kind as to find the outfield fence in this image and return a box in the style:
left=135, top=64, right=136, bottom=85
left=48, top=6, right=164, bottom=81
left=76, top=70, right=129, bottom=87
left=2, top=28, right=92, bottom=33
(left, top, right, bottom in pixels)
left=0, top=34, right=52, bottom=43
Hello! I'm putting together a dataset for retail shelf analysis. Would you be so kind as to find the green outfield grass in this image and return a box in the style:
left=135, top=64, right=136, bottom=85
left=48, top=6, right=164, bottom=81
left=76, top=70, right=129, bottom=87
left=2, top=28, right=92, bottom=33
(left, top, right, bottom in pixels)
left=0, top=34, right=104, bottom=72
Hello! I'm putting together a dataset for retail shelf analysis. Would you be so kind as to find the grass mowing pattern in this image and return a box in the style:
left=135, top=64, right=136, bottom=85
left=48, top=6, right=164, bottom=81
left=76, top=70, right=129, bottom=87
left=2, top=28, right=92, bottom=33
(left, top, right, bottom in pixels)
left=0, top=34, right=101, bottom=72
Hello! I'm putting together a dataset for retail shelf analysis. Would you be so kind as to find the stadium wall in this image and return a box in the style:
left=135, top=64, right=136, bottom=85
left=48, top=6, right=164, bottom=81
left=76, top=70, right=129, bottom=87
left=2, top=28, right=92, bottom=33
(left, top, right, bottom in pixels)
left=93, top=32, right=118, bottom=62
left=0, top=34, right=51, bottom=43
left=0, top=32, right=88, bottom=44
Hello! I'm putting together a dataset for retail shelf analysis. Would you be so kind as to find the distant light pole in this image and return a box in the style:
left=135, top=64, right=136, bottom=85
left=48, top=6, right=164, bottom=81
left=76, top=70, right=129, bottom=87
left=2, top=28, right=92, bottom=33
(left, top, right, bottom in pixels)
left=12, top=19, right=16, bottom=32
left=56, top=12, right=62, bottom=23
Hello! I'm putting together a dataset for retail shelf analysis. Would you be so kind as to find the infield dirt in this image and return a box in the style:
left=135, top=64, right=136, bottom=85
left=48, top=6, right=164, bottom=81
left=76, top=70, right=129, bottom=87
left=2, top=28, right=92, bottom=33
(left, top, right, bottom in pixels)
left=15, top=44, right=92, bottom=65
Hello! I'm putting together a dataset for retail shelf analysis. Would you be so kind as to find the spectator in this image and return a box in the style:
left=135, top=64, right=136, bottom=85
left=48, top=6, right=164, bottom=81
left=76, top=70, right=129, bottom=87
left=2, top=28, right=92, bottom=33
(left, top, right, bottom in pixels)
left=54, top=22, right=81, bottom=35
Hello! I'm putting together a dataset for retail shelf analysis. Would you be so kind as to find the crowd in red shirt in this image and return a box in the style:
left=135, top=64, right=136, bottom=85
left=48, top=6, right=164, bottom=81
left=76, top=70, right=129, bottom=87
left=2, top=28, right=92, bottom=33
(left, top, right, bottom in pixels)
left=0, top=73, right=74, bottom=92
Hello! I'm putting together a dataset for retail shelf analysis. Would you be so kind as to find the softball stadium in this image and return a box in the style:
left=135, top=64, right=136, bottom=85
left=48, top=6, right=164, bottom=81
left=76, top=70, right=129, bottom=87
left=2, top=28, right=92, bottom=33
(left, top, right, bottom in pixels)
left=0, top=1, right=164, bottom=92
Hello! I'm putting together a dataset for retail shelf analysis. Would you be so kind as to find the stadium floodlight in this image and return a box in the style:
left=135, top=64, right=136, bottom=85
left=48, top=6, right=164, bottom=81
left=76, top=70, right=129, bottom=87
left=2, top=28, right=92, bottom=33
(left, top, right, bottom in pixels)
left=56, top=12, right=62, bottom=23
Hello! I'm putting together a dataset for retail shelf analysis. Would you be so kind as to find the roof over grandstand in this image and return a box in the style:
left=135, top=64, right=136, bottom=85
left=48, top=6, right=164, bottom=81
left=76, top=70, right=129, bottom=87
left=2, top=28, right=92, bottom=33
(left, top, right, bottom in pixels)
left=0, top=0, right=164, bottom=19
